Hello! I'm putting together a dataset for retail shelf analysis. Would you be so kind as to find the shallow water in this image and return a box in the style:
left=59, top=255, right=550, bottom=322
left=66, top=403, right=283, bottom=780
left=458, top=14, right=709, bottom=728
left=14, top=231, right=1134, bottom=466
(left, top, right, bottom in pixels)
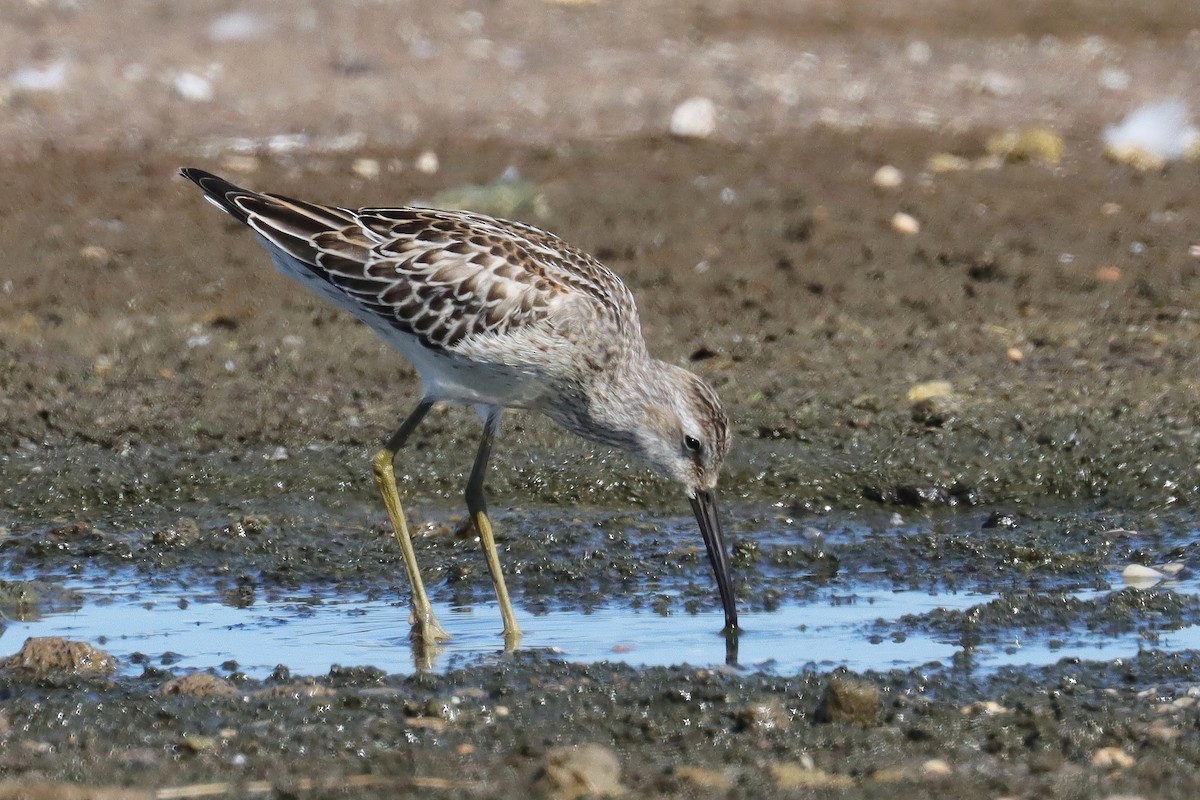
left=4, top=565, right=1195, bottom=678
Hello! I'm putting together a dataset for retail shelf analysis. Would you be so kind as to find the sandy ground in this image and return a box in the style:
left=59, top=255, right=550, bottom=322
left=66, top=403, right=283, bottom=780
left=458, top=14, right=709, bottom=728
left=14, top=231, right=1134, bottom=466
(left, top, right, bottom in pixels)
left=1, top=1, right=1200, bottom=798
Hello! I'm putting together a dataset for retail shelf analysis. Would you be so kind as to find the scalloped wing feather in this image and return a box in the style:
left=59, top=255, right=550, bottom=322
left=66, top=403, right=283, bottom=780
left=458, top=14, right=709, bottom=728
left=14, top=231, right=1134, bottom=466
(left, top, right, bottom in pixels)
left=181, top=169, right=637, bottom=352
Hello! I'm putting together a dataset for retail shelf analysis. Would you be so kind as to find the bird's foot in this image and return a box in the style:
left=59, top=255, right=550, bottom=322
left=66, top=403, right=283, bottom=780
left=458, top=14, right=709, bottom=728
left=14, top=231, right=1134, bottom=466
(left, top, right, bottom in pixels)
left=409, top=608, right=451, bottom=644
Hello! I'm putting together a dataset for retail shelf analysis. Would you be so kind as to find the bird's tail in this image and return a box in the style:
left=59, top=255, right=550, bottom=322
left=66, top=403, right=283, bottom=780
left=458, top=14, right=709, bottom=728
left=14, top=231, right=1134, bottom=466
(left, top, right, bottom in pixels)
left=179, top=167, right=257, bottom=224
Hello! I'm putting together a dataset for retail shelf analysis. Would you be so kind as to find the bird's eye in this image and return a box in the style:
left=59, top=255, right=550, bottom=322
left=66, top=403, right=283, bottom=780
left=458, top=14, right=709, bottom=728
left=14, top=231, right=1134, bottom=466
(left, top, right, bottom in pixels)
left=684, top=435, right=702, bottom=454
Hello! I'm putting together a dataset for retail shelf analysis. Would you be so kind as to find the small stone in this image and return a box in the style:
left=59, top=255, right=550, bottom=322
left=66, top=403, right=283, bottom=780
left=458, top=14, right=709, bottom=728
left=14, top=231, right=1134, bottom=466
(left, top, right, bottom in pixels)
left=8, top=59, right=70, bottom=92
left=536, top=743, right=625, bottom=799
left=219, top=154, right=260, bottom=174
left=415, top=150, right=439, bottom=174
left=921, top=758, right=952, bottom=777
left=1006, top=347, right=1024, bottom=363
left=208, top=11, right=271, bottom=43
left=907, top=380, right=953, bottom=404
left=161, top=673, right=238, bottom=698
left=1091, top=746, right=1134, bottom=769
left=1101, top=202, right=1123, bottom=216
left=735, top=699, right=790, bottom=731
left=982, top=511, right=1018, bottom=530
left=985, top=128, right=1065, bottom=164
left=979, top=70, right=1020, bottom=97
left=674, top=766, right=733, bottom=790
left=270, top=446, right=289, bottom=461
left=814, top=677, right=881, bottom=725
left=906, top=40, right=932, bottom=64
left=1098, top=67, right=1131, bottom=91
left=1146, top=719, right=1183, bottom=741
left=871, top=767, right=907, bottom=783
left=151, top=518, right=202, bottom=547
left=927, top=153, right=971, bottom=173
left=352, top=158, right=380, bottom=179
left=872, top=165, right=903, bottom=189
left=3, top=637, right=116, bottom=677
left=669, top=97, right=717, bottom=139
left=178, top=734, right=219, bottom=753
left=174, top=72, right=214, bottom=103
left=79, top=245, right=112, bottom=266
left=891, top=212, right=920, bottom=235
left=961, top=700, right=1010, bottom=716
left=1096, top=265, right=1122, bottom=282
left=1122, top=564, right=1166, bottom=588
left=770, top=762, right=854, bottom=789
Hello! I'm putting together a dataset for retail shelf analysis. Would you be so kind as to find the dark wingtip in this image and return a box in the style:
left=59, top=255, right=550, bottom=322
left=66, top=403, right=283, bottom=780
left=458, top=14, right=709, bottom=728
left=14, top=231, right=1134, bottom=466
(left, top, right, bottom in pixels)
left=179, top=167, right=252, bottom=224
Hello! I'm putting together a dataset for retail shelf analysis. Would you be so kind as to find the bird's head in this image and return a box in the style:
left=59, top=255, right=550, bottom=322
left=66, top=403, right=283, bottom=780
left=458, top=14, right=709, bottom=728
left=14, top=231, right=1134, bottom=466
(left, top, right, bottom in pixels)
left=634, top=364, right=738, bottom=634
left=635, top=364, right=731, bottom=496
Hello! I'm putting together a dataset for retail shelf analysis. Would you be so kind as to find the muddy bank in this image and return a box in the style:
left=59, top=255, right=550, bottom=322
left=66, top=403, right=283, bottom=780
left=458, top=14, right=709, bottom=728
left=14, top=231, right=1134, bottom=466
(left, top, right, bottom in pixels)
left=2, top=132, right=1198, bottom=523
left=2, top=647, right=1200, bottom=798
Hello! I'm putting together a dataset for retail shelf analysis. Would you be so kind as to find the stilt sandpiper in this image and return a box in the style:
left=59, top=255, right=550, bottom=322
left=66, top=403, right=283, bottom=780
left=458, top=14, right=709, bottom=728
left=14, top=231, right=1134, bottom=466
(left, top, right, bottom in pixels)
left=180, top=168, right=737, bottom=650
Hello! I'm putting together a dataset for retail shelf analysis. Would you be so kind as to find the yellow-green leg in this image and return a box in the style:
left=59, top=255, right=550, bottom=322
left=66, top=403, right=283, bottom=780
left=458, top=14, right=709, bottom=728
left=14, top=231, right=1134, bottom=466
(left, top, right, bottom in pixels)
left=468, top=410, right=522, bottom=647
left=372, top=400, right=449, bottom=644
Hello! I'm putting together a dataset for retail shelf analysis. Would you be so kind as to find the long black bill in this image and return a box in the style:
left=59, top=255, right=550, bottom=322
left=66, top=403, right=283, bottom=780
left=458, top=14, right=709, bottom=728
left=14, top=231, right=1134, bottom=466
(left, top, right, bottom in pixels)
left=689, top=489, right=739, bottom=636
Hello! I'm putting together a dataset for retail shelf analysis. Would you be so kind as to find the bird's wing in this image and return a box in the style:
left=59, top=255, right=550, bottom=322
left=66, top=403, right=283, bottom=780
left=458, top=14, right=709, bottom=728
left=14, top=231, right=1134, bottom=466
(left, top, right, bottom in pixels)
left=181, top=169, right=636, bottom=351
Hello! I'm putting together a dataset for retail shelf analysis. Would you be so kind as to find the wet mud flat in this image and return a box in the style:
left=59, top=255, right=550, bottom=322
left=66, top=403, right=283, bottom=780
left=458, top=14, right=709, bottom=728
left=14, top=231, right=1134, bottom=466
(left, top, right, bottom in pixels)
left=0, top=126, right=1199, bottom=796
left=2, top=503, right=1200, bottom=798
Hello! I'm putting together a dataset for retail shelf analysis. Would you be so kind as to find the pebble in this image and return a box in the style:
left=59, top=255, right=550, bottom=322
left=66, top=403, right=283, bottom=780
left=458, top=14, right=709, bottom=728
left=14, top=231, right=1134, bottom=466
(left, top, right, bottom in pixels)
left=736, top=699, right=790, bottom=731
left=921, top=758, right=952, bottom=777
left=907, top=380, right=952, bottom=404
left=905, top=40, right=932, bottom=65
left=891, top=212, right=920, bottom=235
left=151, top=518, right=202, bottom=547
left=1099, top=67, right=1131, bottom=91
left=8, top=58, right=70, bottom=92
left=979, top=70, right=1020, bottom=97
left=352, top=158, right=380, bottom=179
left=1006, top=347, right=1024, bottom=363
left=161, top=673, right=238, bottom=697
left=985, top=128, right=1065, bottom=164
left=961, top=700, right=1010, bottom=716
left=770, top=762, right=854, bottom=789
left=220, top=154, right=260, bottom=174
left=174, top=72, right=214, bottom=103
left=1095, top=265, right=1122, bottom=282
left=415, top=150, right=440, bottom=174
left=1122, top=563, right=1166, bottom=588
left=927, top=153, right=971, bottom=173
left=2, top=636, right=116, bottom=676
left=872, top=165, right=903, bottom=189
left=536, top=743, right=625, bottom=799
left=208, top=11, right=271, bottom=43
left=1091, top=747, right=1135, bottom=769
left=79, top=244, right=112, bottom=265
left=674, top=766, right=732, bottom=790
left=814, top=676, right=880, bottom=725
left=669, top=97, right=717, bottom=139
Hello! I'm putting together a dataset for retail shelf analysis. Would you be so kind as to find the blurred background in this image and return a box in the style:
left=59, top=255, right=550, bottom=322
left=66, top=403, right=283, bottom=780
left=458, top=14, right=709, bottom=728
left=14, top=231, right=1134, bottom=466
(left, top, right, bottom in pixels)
left=3, top=0, right=1199, bottom=152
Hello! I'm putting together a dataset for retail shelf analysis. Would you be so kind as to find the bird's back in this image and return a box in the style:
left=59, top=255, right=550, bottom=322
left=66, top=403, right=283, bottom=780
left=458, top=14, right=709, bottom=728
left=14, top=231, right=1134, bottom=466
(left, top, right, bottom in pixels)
left=181, top=169, right=646, bottom=404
